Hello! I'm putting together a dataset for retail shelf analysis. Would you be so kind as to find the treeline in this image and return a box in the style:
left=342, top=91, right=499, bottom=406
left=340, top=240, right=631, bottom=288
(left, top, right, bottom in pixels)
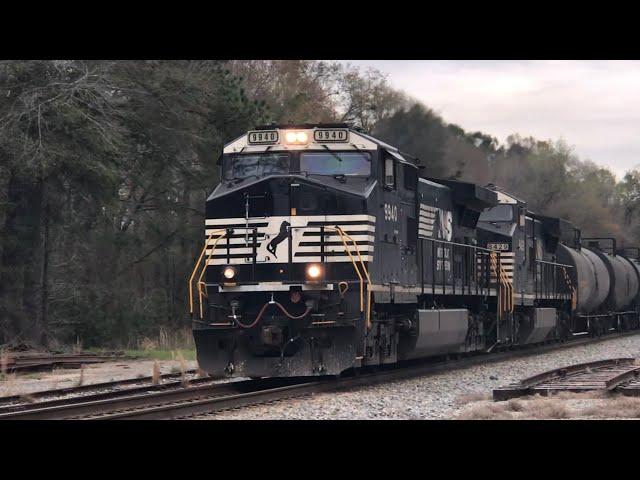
left=1, top=60, right=639, bottom=348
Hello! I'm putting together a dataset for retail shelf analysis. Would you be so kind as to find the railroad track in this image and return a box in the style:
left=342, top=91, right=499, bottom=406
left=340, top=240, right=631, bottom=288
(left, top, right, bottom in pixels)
left=3, top=330, right=640, bottom=420
left=0, top=376, right=307, bottom=420
left=493, top=357, right=640, bottom=400
left=1, top=352, right=125, bottom=373
left=0, top=368, right=204, bottom=408
left=0, top=369, right=211, bottom=414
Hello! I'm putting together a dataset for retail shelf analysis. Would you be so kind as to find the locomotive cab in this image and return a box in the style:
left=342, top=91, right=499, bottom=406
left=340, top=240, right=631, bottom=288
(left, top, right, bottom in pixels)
left=477, top=188, right=574, bottom=344
left=477, top=188, right=522, bottom=297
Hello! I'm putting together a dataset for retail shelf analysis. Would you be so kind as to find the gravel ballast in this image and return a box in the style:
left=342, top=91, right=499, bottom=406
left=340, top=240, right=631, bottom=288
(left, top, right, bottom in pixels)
left=199, top=333, right=640, bottom=420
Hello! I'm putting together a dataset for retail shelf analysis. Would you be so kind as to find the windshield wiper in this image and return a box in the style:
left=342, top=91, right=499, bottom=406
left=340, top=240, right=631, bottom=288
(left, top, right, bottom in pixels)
left=333, top=174, right=347, bottom=183
left=225, top=177, right=245, bottom=185
left=305, top=172, right=367, bottom=179
left=322, top=145, right=345, bottom=163
left=226, top=174, right=259, bottom=185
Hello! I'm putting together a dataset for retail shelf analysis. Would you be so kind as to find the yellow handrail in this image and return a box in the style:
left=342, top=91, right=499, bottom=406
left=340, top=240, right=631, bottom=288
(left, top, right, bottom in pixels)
left=497, top=254, right=512, bottom=313
left=188, top=230, right=215, bottom=315
left=324, top=227, right=364, bottom=310
left=502, top=264, right=514, bottom=312
left=489, top=252, right=500, bottom=320
left=188, top=228, right=227, bottom=318
left=195, top=232, right=229, bottom=319
left=561, top=266, right=577, bottom=311
left=315, top=226, right=371, bottom=330
left=335, top=226, right=373, bottom=330
left=489, top=252, right=514, bottom=319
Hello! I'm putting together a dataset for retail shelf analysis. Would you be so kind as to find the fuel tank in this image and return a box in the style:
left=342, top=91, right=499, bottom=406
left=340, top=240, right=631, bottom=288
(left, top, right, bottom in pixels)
left=589, top=250, right=639, bottom=311
left=556, top=244, right=610, bottom=313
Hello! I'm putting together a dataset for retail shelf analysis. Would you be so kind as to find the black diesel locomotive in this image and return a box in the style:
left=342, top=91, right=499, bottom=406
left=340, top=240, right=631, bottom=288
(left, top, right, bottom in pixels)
left=189, top=124, right=640, bottom=378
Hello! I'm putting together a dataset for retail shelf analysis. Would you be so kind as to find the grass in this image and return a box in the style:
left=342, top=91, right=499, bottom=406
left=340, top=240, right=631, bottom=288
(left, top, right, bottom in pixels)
left=122, top=349, right=196, bottom=361
left=579, top=395, right=640, bottom=418
left=457, top=402, right=515, bottom=420
left=85, top=327, right=196, bottom=362
left=457, top=397, right=571, bottom=420
left=455, top=393, right=492, bottom=406
left=456, top=391, right=640, bottom=420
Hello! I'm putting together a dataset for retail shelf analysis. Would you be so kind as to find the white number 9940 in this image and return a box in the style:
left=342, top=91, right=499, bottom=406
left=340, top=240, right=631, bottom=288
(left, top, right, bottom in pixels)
left=384, top=203, right=398, bottom=222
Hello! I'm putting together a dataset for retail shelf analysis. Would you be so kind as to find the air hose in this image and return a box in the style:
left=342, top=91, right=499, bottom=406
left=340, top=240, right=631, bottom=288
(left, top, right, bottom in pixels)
left=234, top=301, right=312, bottom=329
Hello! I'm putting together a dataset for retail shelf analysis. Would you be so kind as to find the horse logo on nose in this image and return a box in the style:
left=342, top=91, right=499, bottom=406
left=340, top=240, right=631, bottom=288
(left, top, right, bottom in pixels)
left=266, top=221, right=290, bottom=258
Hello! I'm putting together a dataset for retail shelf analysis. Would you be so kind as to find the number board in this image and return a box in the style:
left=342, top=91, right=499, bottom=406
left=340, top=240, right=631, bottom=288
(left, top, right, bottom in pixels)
left=487, top=242, right=510, bottom=251
left=313, top=129, right=349, bottom=143
left=247, top=130, right=279, bottom=145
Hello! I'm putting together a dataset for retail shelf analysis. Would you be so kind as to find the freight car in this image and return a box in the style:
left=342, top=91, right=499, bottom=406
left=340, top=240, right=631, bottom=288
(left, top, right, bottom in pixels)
left=188, top=124, right=640, bottom=378
left=557, top=236, right=640, bottom=335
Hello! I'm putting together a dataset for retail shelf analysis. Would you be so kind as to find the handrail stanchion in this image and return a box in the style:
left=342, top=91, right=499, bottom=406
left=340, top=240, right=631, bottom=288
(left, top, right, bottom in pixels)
left=335, top=227, right=372, bottom=330
left=252, top=228, right=257, bottom=282
left=431, top=240, right=435, bottom=297
left=288, top=224, right=293, bottom=282
left=188, top=229, right=225, bottom=318
left=195, top=231, right=228, bottom=319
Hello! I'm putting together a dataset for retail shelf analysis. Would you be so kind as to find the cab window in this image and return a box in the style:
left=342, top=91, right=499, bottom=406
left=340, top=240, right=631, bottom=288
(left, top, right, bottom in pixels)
left=223, top=153, right=290, bottom=180
left=403, top=164, right=417, bottom=191
left=479, top=204, right=514, bottom=223
left=300, top=152, right=371, bottom=176
left=384, top=156, right=395, bottom=189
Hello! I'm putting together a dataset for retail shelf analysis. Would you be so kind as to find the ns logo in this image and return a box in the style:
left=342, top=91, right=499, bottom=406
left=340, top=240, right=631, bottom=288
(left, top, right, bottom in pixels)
left=264, top=221, right=290, bottom=259
left=435, top=209, right=453, bottom=241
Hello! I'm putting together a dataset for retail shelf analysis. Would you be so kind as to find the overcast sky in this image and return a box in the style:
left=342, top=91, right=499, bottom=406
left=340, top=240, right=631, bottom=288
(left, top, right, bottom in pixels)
left=345, top=60, right=640, bottom=179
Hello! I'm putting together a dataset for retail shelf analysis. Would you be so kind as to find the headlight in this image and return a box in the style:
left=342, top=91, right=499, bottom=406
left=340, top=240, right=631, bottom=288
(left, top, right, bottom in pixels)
left=306, top=264, right=322, bottom=280
left=285, top=131, right=297, bottom=143
left=223, top=266, right=237, bottom=280
left=284, top=130, right=309, bottom=144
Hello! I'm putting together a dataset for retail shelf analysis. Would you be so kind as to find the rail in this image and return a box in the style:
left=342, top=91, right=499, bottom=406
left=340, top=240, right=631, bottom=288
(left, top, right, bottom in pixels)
left=493, top=357, right=639, bottom=400
left=188, top=229, right=227, bottom=319
left=419, top=237, right=496, bottom=298
left=417, top=237, right=516, bottom=330
left=534, top=259, right=574, bottom=305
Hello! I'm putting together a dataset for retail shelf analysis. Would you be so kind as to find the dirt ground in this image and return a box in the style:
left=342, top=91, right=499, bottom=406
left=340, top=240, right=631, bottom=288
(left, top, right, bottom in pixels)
left=455, top=391, right=640, bottom=419
left=0, top=359, right=199, bottom=398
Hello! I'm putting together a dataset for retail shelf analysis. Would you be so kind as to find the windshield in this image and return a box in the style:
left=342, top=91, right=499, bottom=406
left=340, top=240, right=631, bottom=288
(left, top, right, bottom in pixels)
left=480, top=204, right=514, bottom=222
left=223, top=154, right=290, bottom=180
left=300, top=152, right=371, bottom=176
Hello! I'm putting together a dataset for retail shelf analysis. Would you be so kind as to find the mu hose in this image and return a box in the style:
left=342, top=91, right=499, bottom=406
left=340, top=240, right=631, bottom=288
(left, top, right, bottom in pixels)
left=234, top=302, right=312, bottom=329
